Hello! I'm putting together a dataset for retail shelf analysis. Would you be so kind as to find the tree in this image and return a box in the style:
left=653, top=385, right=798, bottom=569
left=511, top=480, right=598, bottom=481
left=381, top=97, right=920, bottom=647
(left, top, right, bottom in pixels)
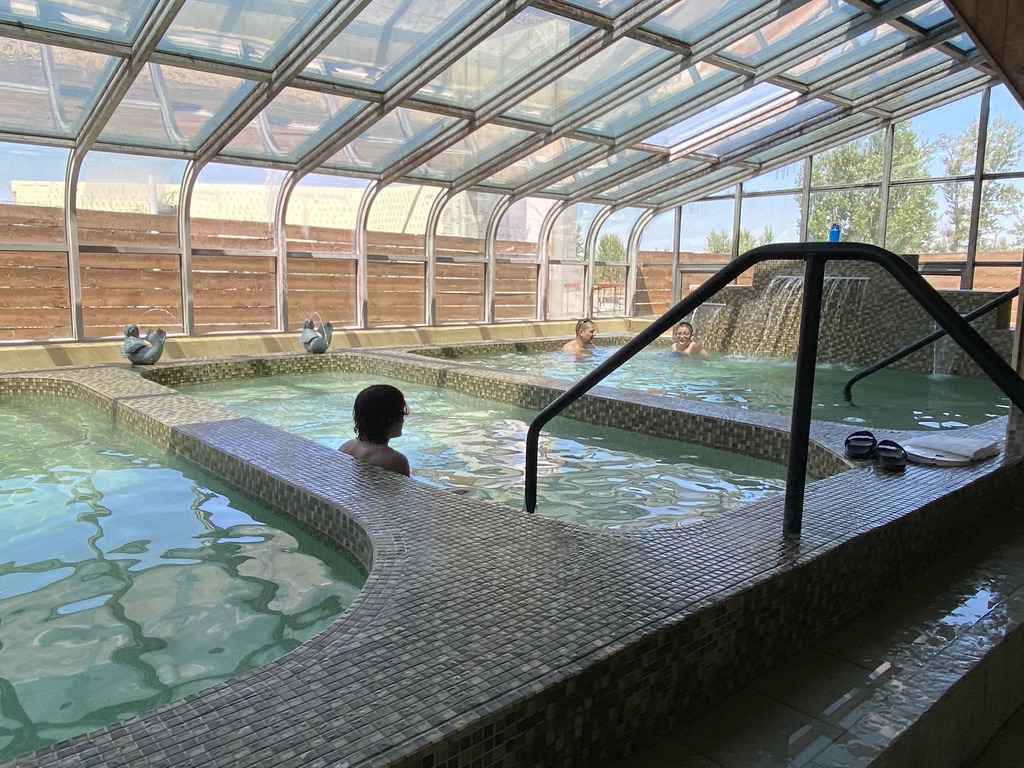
left=802, top=124, right=937, bottom=254
left=595, top=232, right=626, bottom=284
left=704, top=225, right=775, bottom=255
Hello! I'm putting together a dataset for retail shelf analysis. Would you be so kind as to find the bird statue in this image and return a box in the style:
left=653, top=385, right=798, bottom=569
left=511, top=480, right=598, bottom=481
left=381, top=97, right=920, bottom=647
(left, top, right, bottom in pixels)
left=300, top=317, right=333, bottom=354
left=121, top=324, right=167, bottom=365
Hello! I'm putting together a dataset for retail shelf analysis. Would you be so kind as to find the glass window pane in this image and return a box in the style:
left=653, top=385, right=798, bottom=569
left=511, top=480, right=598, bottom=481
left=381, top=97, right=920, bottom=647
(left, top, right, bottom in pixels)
left=595, top=208, right=643, bottom=263
left=496, top=197, right=556, bottom=260
left=891, top=94, right=980, bottom=181
left=407, top=124, right=535, bottom=183
left=638, top=210, right=675, bottom=254
left=0, top=141, right=68, bottom=245
left=191, top=163, right=285, bottom=251
left=0, top=0, right=151, bottom=43
left=556, top=0, right=634, bottom=16
left=482, top=138, right=597, bottom=190
left=548, top=203, right=601, bottom=262
left=644, top=82, right=785, bottom=148
left=0, top=41, right=114, bottom=138
left=286, top=173, right=369, bottom=254
left=436, top=261, right=485, bottom=323
left=979, top=179, right=1024, bottom=253
left=721, top=0, right=859, bottom=68
left=807, top=187, right=881, bottom=244
left=785, top=25, right=909, bottom=85
left=547, top=262, right=584, bottom=319
left=325, top=108, right=458, bottom=174
left=649, top=172, right=741, bottom=208
left=504, top=38, right=673, bottom=126
left=698, top=100, right=837, bottom=160
left=418, top=9, right=589, bottom=110
left=679, top=198, right=735, bottom=256
left=600, top=158, right=701, bottom=202
left=902, top=0, right=953, bottom=30
left=875, top=69, right=988, bottom=114
left=541, top=149, right=655, bottom=196
left=833, top=48, right=951, bottom=101
left=885, top=181, right=969, bottom=255
left=160, top=0, right=335, bottom=69
left=643, top=0, right=765, bottom=45
left=593, top=264, right=625, bottom=317
left=494, top=261, right=537, bottom=321
left=742, top=160, right=804, bottom=193
left=582, top=62, right=736, bottom=140
left=305, top=0, right=495, bottom=92
left=225, top=89, right=364, bottom=162
left=811, top=131, right=885, bottom=185
left=985, top=85, right=1024, bottom=175
left=367, top=183, right=441, bottom=258
left=945, top=32, right=976, bottom=55
left=437, top=191, right=502, bottom=258
left=101, top=64, right=253, bottom=151
left=739, top=194, right=800, bottom=246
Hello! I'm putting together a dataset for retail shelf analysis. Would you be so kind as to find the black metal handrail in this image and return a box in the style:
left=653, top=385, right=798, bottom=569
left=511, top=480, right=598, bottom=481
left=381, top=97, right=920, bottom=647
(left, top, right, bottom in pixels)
left=843, top=287, right=1019, bottom=402
left=524, top=242, right=1024, bottom=538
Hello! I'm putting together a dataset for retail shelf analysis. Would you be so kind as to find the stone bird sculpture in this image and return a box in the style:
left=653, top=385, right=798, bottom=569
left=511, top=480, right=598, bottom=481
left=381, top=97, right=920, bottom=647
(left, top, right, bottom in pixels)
left=300, top=317, right=333, bottom=354
left=121, top=324, right=167, bottom=365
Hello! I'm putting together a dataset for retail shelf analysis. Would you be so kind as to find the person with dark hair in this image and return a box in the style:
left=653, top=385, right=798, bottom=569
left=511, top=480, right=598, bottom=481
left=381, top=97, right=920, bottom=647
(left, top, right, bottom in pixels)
left=339, top=384, right=411, bottom=476
left=670, top=321, right=708, bottom=358
left=562, top=318, right=596, bottom=353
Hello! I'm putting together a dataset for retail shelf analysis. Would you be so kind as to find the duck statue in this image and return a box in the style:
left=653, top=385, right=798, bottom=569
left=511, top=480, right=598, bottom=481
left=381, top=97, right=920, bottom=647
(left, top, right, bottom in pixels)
left=300, top=317, right=333, bottom=354
left=121, top=324, right=167, bottom=365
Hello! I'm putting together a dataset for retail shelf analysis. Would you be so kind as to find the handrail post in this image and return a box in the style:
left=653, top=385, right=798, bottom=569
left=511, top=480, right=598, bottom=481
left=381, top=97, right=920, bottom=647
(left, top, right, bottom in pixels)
left=784, top=256, right=826, bottom=538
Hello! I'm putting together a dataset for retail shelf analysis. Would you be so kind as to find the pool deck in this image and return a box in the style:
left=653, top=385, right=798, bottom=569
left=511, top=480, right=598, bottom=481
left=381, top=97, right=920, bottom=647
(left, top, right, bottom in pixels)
left=1, top=332, right=1023, bottom=767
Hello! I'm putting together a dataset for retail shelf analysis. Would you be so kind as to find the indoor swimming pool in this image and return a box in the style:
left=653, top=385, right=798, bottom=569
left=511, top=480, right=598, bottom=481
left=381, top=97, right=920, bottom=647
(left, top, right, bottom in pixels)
left=0, top=396, right=366, bottom=762
left=451, top=346, right=1008, bottom=430
left=180, top=372, right=788, bottom=530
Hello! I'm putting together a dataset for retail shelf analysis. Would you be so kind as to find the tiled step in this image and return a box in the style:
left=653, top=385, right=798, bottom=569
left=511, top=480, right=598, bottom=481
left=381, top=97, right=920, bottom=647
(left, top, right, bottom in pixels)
left=618, top=508, right=1024, bottom=768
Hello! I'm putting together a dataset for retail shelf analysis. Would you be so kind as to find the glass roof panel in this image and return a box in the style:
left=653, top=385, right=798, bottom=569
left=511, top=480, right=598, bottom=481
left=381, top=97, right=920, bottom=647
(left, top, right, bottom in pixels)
left=785, top=23, right=909, bottom=85
left=832, top=48, right=952, bottom=101
left=504, top=37, right=674, bottom=127
left=555, top=0, right=635, bottom=17
left=304, top=0, right=496, bottom=92
left=946, top=32, right=977, bottom=55
left=0, top=0, right=151, bottom=43
left=643, top=0, right=765, bottom=45
left=159, top=0, right=334, bottom=69
left=581, top=61, right=736, bottom=140
left=405, top=123, right=535, bottom=183
left=644, top=82, right=786, bottom=148
left=874, top=68, right=989, bottom=114
left=902, top=0, right=954, bottom=30
left=480, top=137, right=597, bottom=189
left=0, top=39, right=114, bottom=138
left=648, top=167, right=743, bottom=206
left=540, top=148, right=657, bottom=196
left=100, top=64, right=252, bottom=151
left=223, top=88, right=364, bottom=161
left=720, top=0, right=859, bottom=68
left=597, top=157, right=702, bottom=201
left=323, top=107, right=459, bottom=174
left=416, top=9, right=590, bottom=111
left=697, top=99, right=837, bottom=159
left=743, top=114, right=873, bottom=164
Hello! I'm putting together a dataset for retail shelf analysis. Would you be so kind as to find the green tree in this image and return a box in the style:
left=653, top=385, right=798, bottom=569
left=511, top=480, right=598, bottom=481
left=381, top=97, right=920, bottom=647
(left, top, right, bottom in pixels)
left=595, top=232, right=627, bottom=283
left=704, top=225, right=775, bottom=255
left=802, top=124, right=937, bottom=253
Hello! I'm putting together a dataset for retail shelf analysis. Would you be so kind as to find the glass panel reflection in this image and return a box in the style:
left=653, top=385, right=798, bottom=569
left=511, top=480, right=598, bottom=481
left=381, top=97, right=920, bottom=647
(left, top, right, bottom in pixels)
left=418, top=8, right=588, bottom=110
left=721, top=0, right=858, bottom=68
left=541, top=149, right=656, bottom=196
left=785, top=25, right=909, bottom=85
left=496, top=197, right=556, bottom=260
left=325, top=108, right=458, bottom=174
left=101, top=64, right=252, bottom=150
left=0, top=0, right=151, bottom=43
left=643, top=0, right=765, bottom=45
left=0, top=40, right=113, bottom=138
left=699, top=100, right=837, bottom=159
left=505, top=37, right=673, bottom=126
left=0, top=141, right=69, bottom=246
left=902, top=0, right=953, bottom=30
left=833, top=48, right=951, bottom=101
left=159, top=0, right=334, bottom=69
left=874, top=69, right=988, bottom=114
left=191, top=163, right=285, bottom=251
left=407, top=124, right=534, bottom=183
left=305, top=0, right=495, bottom=92
left=645, top=82, right=785, bottom=148
left=600, top=158, right=701, bottom=202
left=481, top=138, right=596, bottom=189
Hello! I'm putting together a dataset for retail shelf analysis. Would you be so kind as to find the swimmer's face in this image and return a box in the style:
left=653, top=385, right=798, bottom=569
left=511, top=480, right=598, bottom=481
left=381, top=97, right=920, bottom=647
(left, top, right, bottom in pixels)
left=578, top=322, right=596, bottom=344
left=675, top=325, right=693, bottom=343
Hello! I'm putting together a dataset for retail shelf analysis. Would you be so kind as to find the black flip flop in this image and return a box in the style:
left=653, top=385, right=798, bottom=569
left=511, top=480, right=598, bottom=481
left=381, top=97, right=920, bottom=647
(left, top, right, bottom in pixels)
left=844, top=430, right=877, bottom=460
left=876, top=439, right=907, bottom=472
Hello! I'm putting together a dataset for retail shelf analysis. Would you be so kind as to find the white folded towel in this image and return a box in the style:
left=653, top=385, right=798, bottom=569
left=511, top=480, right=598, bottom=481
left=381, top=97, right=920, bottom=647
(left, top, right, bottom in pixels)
left=902, top=435, right=1001, bottom=461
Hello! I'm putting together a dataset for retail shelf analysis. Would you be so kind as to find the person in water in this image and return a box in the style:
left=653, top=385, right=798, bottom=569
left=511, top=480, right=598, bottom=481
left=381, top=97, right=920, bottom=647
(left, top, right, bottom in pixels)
left=670, top=321, right=708, bottom=358
left=562, top=318, right=597, bottom=353
left=339, top=384, right=411, bottom=476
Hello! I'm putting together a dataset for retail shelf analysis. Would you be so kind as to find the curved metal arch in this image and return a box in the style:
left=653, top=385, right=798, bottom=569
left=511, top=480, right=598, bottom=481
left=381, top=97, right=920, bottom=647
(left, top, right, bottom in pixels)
left=424, top=186, right=453, bottom=326
left=626, top=207, right=657, bottom=316
left=354, top=179, right=379, bottom=328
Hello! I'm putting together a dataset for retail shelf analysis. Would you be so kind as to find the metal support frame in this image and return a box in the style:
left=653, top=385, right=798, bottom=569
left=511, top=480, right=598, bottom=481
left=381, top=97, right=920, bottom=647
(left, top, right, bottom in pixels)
left=524, top=242, right=1024, bottom=539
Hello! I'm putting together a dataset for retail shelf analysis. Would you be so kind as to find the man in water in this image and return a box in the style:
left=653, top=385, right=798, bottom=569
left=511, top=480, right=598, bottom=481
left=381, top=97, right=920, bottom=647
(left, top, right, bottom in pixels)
left=563, top=318, right=597, bottom=353
left=339, top=384, right=411, bottom=476
left=671, top=321, right=708, bottom=358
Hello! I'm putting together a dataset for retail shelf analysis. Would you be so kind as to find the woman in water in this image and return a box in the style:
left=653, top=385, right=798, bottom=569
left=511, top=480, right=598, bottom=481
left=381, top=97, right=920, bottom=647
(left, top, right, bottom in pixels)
left=339, top=384, right=411, bottom=476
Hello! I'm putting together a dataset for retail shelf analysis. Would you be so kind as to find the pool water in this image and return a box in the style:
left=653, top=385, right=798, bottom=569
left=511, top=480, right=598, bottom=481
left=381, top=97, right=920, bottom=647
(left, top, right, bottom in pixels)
left=180, top=373, right=788, bottom=531
left=454, top=347, right=1009, bottom=430
left=0, top=397, right=365, bottom=762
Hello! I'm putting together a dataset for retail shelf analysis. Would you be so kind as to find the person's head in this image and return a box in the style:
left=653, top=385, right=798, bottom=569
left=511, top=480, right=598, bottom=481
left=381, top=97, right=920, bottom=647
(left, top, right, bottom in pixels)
left=674, top=321, right=695, bottom=344
left=352, top=384, right=408, bottom=443
left=574, top=318, right=597, bottom=345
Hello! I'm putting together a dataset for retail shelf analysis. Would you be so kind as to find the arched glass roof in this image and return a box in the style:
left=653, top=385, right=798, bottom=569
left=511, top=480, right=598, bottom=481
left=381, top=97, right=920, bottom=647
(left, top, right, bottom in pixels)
left=0, top=0, right=996, bottom=209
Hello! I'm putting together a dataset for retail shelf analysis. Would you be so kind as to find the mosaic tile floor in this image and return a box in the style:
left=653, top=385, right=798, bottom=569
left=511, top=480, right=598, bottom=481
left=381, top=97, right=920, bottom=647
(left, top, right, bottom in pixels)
left=1, top=356, right=1022, bottom=768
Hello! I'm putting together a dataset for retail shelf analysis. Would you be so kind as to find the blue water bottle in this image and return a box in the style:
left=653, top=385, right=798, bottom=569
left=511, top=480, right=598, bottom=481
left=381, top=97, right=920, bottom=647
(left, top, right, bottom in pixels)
left=829, top=223, right=841, bottom=242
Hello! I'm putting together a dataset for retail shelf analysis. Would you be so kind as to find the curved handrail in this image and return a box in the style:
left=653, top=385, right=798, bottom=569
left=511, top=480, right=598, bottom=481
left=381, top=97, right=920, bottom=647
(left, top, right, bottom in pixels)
left=843, top=286, right=1018, bottom=402
left=525, top=242, right=1024, bottom=538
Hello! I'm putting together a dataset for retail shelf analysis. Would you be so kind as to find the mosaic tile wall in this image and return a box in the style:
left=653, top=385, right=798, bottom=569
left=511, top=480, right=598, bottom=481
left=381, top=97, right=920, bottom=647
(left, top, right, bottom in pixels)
left=700, top=258, right=1013, bottom=374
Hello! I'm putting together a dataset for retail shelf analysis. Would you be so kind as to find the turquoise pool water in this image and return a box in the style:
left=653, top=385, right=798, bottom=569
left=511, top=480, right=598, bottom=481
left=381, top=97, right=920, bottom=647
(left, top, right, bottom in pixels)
left=180, top=373, right=787, bottom=530
left=453, top=347, right=1009, bottom=430
left=0, top=397, right=365, bottom=762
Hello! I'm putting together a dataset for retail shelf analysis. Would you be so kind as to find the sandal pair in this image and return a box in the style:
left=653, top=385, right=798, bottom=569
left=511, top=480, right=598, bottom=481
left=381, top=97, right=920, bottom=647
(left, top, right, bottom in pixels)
left=844, top=430, right=906, bottom=472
